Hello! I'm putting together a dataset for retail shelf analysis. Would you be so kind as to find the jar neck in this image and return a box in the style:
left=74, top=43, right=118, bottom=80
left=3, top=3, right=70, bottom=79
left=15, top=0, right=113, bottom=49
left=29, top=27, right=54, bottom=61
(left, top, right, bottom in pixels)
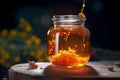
left=52, top=15, right=86, bottom=27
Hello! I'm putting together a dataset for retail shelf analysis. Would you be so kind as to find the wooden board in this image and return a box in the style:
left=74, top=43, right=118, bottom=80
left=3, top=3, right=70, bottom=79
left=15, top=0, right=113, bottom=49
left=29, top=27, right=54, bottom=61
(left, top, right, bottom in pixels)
left=9, top=60, right=120, bottom=80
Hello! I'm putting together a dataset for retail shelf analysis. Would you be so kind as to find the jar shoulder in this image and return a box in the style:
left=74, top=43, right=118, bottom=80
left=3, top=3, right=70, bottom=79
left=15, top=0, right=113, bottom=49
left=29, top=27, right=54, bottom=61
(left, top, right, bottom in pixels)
left=47, top=26, right=90, bottom=35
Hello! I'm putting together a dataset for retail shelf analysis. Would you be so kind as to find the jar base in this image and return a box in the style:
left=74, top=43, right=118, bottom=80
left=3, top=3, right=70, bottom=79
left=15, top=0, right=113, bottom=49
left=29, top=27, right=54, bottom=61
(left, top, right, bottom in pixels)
left=44, top=64, right=98, bottom=77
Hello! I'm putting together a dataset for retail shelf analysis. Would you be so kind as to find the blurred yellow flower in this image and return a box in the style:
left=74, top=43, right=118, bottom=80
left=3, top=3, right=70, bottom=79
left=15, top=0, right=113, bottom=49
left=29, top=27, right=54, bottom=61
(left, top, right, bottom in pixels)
left=19, top=31, right=27, bottom=38
left=2, top=53, right=10, bottom=60
left=1, top=29, right=8, bottom=36
left=10, top=30, right=17, bottom=36
left=14, top=56, right=21, bottom=62
left=25, top=39, right=33, bottom=45
left=30, top=50, right=36, bottom=57
left=0, top=58, right=5, bottom=64
left=0, top=17, right=47, bottom=68
left=34, top=38, right=41, bottom=45
left=31, top=35, right=37, bottom=40
left=25, top=25, right=32, bottom=32
left=31, top=35, right=41, bottom=45
left=36, top=50, right=43, bottom=59
left=19, top=17, right=27, bottom=28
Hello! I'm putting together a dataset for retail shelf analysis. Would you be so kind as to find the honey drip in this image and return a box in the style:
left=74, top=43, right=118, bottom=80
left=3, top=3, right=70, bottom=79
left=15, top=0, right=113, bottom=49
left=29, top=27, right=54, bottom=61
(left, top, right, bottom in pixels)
left=81, top=0, right=85, bottom=13
left=78, top=0, right=86, bottom=19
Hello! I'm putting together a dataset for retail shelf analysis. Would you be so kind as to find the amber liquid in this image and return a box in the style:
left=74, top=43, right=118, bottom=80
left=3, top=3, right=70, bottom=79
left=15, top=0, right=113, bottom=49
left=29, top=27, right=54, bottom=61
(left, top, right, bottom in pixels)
left=47, top=26, right=90, bottom=67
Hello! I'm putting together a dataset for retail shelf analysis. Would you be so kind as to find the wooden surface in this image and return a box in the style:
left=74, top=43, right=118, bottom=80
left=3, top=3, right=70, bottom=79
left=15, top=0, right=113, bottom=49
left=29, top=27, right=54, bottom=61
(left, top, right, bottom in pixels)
left=9, top=60, right=120, bottom=80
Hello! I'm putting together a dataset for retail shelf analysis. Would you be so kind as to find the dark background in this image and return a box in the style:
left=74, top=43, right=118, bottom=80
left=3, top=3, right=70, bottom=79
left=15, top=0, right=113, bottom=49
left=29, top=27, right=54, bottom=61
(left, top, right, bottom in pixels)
left=0, top=0, right=120, bottom=79
left=0, top=0, right=120, bottom=51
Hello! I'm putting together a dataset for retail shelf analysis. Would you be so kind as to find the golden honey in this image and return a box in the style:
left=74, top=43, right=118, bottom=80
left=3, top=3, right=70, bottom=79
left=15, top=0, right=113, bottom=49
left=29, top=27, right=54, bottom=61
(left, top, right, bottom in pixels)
left=47, top=15, right=90, bottom=67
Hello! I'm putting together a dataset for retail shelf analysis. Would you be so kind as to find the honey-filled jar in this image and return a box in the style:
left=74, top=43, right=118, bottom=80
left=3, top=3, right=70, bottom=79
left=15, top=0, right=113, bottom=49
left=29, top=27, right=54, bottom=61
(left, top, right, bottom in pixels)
left=47, top=15, right=90, bottom=67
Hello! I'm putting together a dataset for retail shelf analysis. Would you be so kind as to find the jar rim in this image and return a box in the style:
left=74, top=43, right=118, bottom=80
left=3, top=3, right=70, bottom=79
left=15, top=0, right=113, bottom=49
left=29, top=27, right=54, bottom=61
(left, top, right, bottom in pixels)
left=52, top=15, right=86, bottom=21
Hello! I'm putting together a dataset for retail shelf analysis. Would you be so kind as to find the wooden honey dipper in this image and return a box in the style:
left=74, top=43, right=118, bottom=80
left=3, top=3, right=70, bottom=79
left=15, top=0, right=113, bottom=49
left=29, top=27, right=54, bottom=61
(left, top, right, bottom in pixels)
left=78, top=0, right=86, bottom=19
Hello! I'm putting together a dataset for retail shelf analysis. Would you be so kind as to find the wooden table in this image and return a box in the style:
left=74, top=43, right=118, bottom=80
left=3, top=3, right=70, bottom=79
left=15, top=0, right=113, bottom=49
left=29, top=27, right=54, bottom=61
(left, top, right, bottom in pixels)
left=9, top=60, right=120, bottom=80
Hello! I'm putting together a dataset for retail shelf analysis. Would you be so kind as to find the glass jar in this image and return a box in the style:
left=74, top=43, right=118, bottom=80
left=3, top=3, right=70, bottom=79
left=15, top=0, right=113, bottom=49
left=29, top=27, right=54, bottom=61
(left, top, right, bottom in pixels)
left=47, top=15, right=90, bottom=67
